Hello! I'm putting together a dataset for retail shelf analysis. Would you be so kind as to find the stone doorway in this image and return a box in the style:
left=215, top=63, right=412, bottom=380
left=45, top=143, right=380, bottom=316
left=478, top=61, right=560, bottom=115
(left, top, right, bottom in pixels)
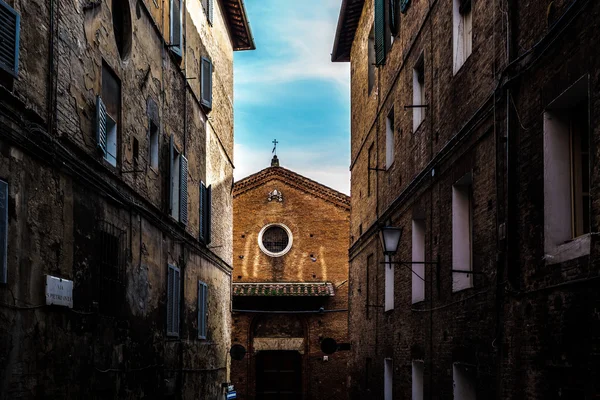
left=256, top=350, right=302, bottom=400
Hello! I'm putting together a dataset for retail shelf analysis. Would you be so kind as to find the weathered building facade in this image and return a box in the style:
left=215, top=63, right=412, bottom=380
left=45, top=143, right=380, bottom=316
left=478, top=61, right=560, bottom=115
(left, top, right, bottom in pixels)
left=333, top=0, right=599, bottom=399
left=230, top=157, right=351, bottom=400
left=0, top=0, right=253, bottom=397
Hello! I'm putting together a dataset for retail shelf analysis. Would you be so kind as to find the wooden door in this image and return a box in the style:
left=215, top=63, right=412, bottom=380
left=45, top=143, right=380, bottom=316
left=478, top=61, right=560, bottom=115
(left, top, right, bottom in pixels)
left=256, top=351, right=302, bottom=400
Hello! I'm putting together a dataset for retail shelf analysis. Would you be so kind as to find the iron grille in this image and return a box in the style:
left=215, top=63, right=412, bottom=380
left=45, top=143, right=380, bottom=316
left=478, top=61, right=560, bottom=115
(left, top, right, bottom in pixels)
left=262, top=226, right=289, bottom=253
left=95, top=220, right=126, bottom=315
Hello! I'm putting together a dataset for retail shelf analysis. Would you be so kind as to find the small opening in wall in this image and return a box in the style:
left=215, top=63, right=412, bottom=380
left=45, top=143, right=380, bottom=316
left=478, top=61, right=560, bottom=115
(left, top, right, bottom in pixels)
left=312, top=274, right=316, bottom=278
left=133, top=137, right=139, bottom=162
left=112, top=0, right=133, bottom=60
left=241, top=234, right=245, bottom=238
left=237, top=275, right=242, bottom=280
left=310, top=234, right=314, bottom=237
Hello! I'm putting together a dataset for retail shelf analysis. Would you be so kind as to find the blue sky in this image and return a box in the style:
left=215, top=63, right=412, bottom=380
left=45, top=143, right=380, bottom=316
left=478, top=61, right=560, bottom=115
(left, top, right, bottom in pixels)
left=233, top=0, right=351, bottom=194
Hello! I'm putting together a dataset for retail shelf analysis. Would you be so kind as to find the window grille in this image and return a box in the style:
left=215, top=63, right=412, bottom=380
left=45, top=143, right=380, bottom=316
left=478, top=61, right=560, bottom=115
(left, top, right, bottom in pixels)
left=95, top=220, right=126, bottom=315
left=262, top=226, right=289, bottom=253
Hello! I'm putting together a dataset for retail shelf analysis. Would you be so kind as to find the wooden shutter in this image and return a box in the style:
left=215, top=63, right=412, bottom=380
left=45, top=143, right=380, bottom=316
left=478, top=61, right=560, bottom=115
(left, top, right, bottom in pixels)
left=198, top=281, right=208, bottom=339
left=374, top=0, right=386, bottom=66
left=96, top=96, right=107, bottom=155
left=0, top=1, right=20, bottom=77
left=170, top=0, right=182, bottom=56
left=179, top=154, right=188, bottom=225
left=0, top=180, right=7, bottom=284
left=199, top=182, right=205, bottom=241
left=168, top=135, right=174, bottom=214
left=200, top=57, right=213, bottom=110
left=207, top=0, right=214, bottom=25
left=206, top=185, right=212, bottom=245
left=167, top=264, right=180, bottom=336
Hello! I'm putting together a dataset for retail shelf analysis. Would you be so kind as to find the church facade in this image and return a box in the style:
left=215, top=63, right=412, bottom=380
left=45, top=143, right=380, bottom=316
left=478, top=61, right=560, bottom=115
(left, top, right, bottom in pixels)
left=230, top=156, right=350, bottom=400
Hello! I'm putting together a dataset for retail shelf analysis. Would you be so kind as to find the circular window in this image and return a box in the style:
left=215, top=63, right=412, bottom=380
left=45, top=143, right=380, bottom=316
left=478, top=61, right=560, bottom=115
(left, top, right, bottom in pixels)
left=258, top=224, right=293, bottom=257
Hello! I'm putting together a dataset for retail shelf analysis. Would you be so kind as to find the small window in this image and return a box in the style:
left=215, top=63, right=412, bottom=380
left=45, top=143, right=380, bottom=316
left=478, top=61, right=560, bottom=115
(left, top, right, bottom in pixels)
left=202, top=0, right=214, bottom=25
left=0, top=1, right=20, bottom=78
left=452, top=174, right=473, bottom=292
left=368, top=27, right=376, bottom=95
left=95, top=221, right=126, bottom=315
left=453, top=0, right=473, bottom=74
left=198, top=281, right=208, bottom=339
left=111, top=0, right=132, bottom=60
left=413, top=54, right=425, bottom=132
left=98, top=63, right=121, bottom=167
left=453, top=363, right=476, bottom=400
left=386, top=107, right=395, bottom=169
left=167, top=264, right=181, bottom=337
left=199, top=182, right=212, bottom=244
left=543, top=76, right=590, bottom=260
left=412, top=219, right=425, bottom=303
left=0, top=179, right=7, bottom=284
left=384, top=358, right=393, bottom=400
left=366, top=254, right=373, bottom=319
left=149, top=121, right=159, bottom=169
left=412, top=360, right=424, bottom=400
left=258, top=223, right=293, bottom=257
left=200, top=57, right=213, bottom=110
left=170, top=0, right=183, bottom=56
left=367, top=143, right=374, bottom=196
left=389, top=0, right=399, bottom=40
left=384, top=255, right=394, bottom=311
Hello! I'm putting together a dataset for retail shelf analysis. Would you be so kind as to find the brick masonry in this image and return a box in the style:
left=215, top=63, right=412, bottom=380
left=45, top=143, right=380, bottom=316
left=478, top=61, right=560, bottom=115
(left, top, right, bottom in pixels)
left=230, top=162, right=351, bottom=400
left=335, top=0, right=600, bottom=399
left=0, top=0, right=252, bottom=397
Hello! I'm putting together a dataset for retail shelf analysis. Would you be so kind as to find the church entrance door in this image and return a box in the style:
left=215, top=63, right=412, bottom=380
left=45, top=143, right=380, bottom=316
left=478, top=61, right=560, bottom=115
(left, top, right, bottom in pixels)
left=256, top=350, right=302, bottom=400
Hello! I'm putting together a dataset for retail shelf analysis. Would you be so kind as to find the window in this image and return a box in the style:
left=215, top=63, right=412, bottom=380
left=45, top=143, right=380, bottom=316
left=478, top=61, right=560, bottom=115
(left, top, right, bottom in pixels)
left=169, top=136, right=188, bottom=224
left=368, top=27, right=376, bottom=94
left=111, top=0, right=132, bottom=60
left=199, top=181, right=212, bottom=244
left=374, top=0, right=387, bottom=65
left=201, top=0, right=214, bottom=25
left=452, top=174, right=473, bottom=292
left=368, top=143, right=374, bottom=196
left=200, top=57, right=213, bottom=110
left=258, top=224, right=293, bottom=257
left=170, top=0, right=183, bottom=56
left=366, top=254, right=373, bottom=319
left=413, top=54, right=425, bottom=132
left=544, top=76, right=590, bottom=257
left=0, top=1, right=20, bottom=77
left=384, top=255, right=394, bottom=311
left=453, top=363, right=476, bottom=400
left=167, top=264, right=181, bottom=337
left=95, top=221, right=126, bottom=315
left=198, top=281, right=208, bottom=339
left=384, top=358, right=393, bottom=400
left=149, top=121, right=159, bottom=169
left=0, top=179, right=7, bottom=284
left=97, top=63, right=121, bottom=167
left=389, top=0, right=399, bottom=41
left=412, top=360, right=424, bottom=400
left=386, top=107, right=395, bottom=169
left=453, top=0, right=472, bottom=74
left=412, top=219, right=425, bottom=303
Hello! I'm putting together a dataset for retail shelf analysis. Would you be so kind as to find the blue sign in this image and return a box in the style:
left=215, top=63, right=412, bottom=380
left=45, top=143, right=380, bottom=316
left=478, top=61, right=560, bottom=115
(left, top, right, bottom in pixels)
left=226, top=391, right=237, bottom=400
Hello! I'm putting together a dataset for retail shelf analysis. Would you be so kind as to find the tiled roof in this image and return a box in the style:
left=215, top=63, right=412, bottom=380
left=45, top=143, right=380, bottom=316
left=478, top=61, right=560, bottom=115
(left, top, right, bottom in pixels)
left=233, top=282, right=335, bottom=297
left=332, top=0, right=366, bottom=62
left=220, top=0, right=255, bottom=51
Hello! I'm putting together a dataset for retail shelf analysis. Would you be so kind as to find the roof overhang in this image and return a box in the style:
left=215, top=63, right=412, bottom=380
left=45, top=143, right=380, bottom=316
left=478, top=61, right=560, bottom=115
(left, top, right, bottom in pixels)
left=220, top=0, right=255, bottom=51
left=233, top=282, right=335, bottom=297
left=331, top=0, right=365, bottom=62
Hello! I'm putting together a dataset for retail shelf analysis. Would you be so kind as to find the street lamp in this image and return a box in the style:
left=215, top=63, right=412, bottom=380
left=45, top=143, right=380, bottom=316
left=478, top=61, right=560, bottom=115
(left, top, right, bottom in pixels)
left=379, top=226, right=403, bottom=256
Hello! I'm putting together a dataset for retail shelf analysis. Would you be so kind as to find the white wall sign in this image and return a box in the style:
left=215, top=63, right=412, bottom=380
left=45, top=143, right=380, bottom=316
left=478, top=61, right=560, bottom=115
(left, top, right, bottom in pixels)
left=45, top=275, right=73, bottom=308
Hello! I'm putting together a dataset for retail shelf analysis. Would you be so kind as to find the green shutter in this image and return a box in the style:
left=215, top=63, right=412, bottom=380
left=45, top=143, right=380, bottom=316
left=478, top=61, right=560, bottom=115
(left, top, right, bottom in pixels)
left=168, top=135, right=174, bottom=214
left=96, top=96, right=107, bottom=155
left=0, top=0, right=19, bottom=77
left=199, top=182, right=206, bottom=242
left=374, top=0, right=386, bottom=65
left=200, top=57, right=213, bottom=110
left=198, top=281, right=207, bottom=339
left=206, top=185, right=212, bottom=245
left=179, top=155, right=188, bottom=225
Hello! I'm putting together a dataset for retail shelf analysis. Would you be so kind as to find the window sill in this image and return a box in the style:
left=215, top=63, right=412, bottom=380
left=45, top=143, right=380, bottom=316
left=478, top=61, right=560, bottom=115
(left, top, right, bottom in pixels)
left=544, top=233, right=591, bottom=265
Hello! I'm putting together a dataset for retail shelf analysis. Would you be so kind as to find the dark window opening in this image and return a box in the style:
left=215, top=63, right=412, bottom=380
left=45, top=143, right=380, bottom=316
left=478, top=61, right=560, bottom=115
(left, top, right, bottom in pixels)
left=95, top=221, right=126, bottom=315
left=101, top=62, right=121, bottom=167
left=111, top=0, right=132, bottom=60
left=262, top=226, right=289, bottom=253
left=133, top=137, right=139, bottom=163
